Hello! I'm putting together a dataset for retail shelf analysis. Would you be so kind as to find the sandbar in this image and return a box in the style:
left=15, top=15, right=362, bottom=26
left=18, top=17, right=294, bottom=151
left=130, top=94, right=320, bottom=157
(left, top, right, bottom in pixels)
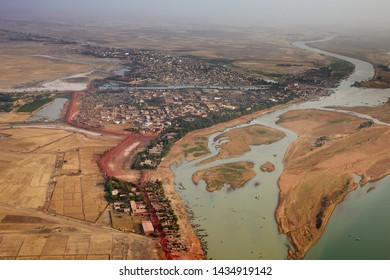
left=192, top=161, right=256, bottom=192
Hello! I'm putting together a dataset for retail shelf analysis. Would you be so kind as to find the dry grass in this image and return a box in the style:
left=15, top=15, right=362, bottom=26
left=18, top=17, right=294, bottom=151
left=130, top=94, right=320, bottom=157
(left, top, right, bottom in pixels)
left=0, top=112, right=30, bottom=122
left=47, top=142, right=114, bottom=222
left=0, top=127, right=115, bottom=223
left=193, top=161, right=256, bottom=192
left=0, top=35, right=120, bottom=91
left=200, top=124, right=285, bottom=165
left=0, top=124, right=161, bottom=260
left=0, top=204, right=160, bottom=260
left=333, top=102, right=390, bottom=123
left=275, top=109, right=390, bottom=259
left=310, top=34, right=390, bottom=68
left=0, top=39, right=91, bottom=90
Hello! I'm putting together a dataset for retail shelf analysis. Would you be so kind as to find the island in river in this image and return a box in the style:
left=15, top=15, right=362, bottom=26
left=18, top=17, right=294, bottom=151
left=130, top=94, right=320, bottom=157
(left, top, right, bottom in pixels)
left=260, top=162, right=276, bottom=173
left=192, top=161, right=256, bottom=192
left=199, top=124, right=285, bottom=166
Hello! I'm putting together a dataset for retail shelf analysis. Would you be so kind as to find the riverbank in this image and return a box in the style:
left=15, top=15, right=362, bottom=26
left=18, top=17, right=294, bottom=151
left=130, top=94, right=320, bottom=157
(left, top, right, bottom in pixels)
left=331, top=98, right=390, bottom=123
left=275, top=108, right=390, bottom=259
left=150, top=102, right=297, bottom=259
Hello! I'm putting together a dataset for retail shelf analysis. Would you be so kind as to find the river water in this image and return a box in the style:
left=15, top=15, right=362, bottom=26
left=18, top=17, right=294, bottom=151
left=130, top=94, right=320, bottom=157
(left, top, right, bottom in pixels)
left=171, top=37, right=390, bottom=259
left=27, top=98, right=68, bottom=122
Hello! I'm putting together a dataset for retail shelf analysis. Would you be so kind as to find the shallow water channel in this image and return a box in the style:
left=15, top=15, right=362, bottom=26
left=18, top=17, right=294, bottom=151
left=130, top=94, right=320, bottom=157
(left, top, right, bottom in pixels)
left=171, top=37, right=390, bottom=259
left=27, top=98, right=68, bottom=122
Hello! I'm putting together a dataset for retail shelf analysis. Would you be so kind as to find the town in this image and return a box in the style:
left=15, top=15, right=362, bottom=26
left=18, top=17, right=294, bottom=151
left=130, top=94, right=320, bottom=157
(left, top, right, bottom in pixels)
left=0, top=28, right=354, bottom=260
left=78, top=44, right=269, bottom=87
left=75, top=81, right=332, bottom=169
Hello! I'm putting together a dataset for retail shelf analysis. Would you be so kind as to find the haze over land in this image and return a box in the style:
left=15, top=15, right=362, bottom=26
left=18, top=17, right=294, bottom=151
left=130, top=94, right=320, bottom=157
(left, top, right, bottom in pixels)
left=1, top=0, right=390, bottom=33
left=1, top=0, right=390, bottom=261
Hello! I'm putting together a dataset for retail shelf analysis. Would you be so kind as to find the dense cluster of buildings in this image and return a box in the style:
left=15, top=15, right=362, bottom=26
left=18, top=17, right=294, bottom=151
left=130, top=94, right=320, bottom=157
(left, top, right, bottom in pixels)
left=0, top=29, right=76, bottom=44
left=76, top=83, right=329, bottom=135
left=78, top=45, right=267, bottom=87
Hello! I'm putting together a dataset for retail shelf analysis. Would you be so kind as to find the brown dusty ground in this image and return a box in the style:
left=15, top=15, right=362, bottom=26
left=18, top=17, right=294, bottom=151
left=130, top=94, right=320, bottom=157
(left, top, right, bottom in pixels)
left=310, top=34, right=390, bottom=88
left=0, top=37, right=119, bottom=91
left=0, top=112, right=30, bottom=123
left=0, top=127, right=117, bottom=220
left=0, top=124, right=163, bottom=259
left=192, top=161, right=256, bottom=192
left=0, top=202, right=160, bottom=260
left=275, top=109, right=390, bottom=259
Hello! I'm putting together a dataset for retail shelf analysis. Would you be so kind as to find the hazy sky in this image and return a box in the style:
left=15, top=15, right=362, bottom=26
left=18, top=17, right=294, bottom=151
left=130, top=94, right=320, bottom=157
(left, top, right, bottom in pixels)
left=1, top=0, right=389, bottom=31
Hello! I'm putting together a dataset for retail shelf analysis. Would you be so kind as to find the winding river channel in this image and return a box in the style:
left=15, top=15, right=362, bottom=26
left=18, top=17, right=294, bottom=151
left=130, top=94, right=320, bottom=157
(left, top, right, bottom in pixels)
left=171, top=37, right=390, bottom=259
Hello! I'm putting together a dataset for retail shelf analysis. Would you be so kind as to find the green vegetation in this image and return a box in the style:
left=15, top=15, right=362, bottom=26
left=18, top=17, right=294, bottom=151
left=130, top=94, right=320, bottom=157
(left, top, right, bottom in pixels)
left=328, top=118, right=346, bottom=124
left=194, top=161, right=256, bottom=191
left=18, top=97, right=54, bottom=112
left=132, top=104, right=272, bottom=170
left=184, top=145, right=207, bottom=157
left=0, top=93, right=15, bottom=112
left=104, top=177, right=139, bottom=203
left=358, top=120, right=374, bottom=129
left=193, top=152, right=208, bottom=158
left=377, top=64, right=390, bottom=72
left=54, top=92, right=72, bottom=99
left=329, top=60, right=355, bottom=80
left=209, top=180, right=224, bottom=189
left=0, top=92, right=69, bottom=113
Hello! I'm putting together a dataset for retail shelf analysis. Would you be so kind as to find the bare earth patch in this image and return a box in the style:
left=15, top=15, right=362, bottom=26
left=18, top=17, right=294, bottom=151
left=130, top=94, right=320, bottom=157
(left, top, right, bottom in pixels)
left=275, top=109, right=390, bottom=259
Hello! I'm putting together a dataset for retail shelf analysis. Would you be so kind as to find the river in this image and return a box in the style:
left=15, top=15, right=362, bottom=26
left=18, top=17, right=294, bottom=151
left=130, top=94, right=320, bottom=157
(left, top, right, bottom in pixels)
left=171, top=37, right=390, bottom=259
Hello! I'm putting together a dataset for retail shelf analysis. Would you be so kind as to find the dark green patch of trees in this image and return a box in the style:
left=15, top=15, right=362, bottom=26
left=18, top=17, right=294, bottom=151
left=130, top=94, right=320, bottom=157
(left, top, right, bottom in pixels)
left=18, top=97, right=54, bottom=112
left=104, top=177, right=139, bottom=203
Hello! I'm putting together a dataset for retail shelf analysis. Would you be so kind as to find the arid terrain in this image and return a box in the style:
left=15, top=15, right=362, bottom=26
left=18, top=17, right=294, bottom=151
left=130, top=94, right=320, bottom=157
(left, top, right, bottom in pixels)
left=0, top=203, right=160, bottom=260
left=1, top=16, right=390, bottom=261
left=0, top=35, right=117, bottom=91
left=193, top=161, right=256, bottom=192
left=333, top=98, right=390, bottom=123
left=275, top=108, right=390, bottom=259
left=311, top=34, right=390, bottom=88
left=0, top=19, right=334, bottom=91
left=0, top=124, right=163, bottom=259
